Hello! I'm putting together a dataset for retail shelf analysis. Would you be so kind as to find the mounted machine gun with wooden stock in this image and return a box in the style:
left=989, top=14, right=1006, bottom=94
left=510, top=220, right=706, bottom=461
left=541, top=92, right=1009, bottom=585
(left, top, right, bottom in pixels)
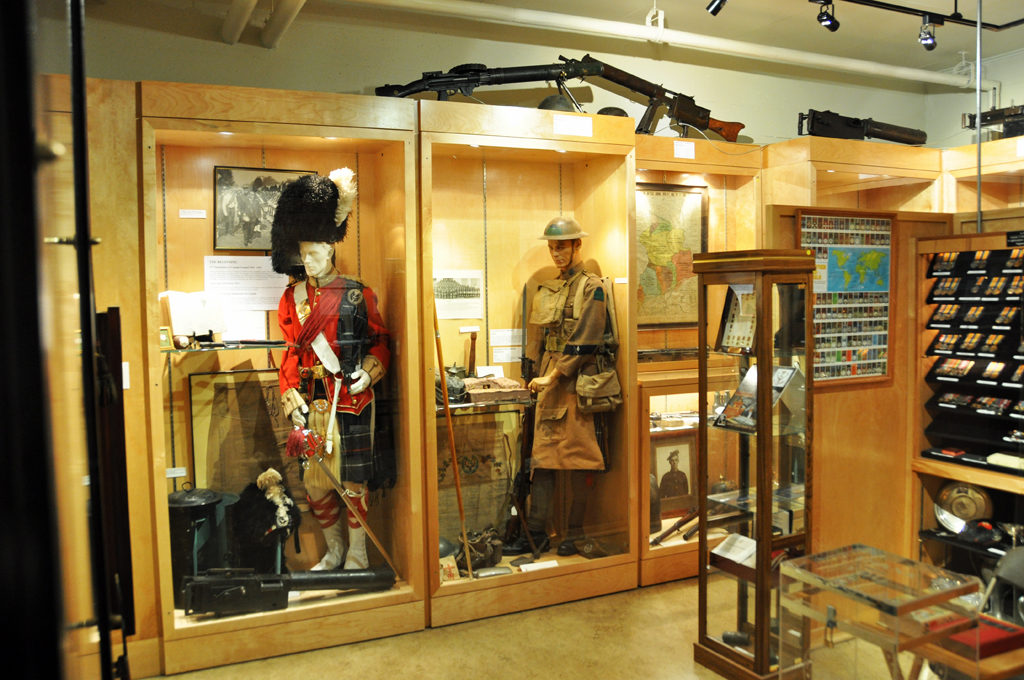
left=375, top=54, right=745, bottom=142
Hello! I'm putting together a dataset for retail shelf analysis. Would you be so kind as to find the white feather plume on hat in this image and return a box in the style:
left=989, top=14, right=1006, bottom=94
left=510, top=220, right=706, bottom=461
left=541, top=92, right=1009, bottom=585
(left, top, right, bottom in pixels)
left=329, top=167, right=357, bottom=226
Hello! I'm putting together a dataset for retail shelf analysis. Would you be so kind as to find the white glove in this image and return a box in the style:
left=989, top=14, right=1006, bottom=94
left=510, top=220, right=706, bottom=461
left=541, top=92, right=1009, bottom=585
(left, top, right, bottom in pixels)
left=348, top=368, right=371, bottom=395
left=290, top=402, right=308, bottom=428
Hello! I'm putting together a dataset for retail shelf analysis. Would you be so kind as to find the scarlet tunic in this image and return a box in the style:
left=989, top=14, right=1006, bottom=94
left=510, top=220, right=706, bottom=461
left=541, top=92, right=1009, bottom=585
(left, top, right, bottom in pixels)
left=277, top=276, right=390, bottom=413
left=277, top=275, right=390, bottom=486
left=530, top=265, right=608, bottom=471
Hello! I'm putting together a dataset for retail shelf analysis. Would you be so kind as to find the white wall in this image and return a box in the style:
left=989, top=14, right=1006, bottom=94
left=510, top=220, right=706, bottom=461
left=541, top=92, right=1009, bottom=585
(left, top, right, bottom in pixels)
left=925, top=48, right=1024, bottom=148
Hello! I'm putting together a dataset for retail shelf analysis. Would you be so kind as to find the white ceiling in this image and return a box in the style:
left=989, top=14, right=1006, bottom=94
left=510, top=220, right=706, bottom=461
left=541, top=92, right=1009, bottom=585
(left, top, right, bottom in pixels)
left=89, top=0, right=1024, bottom=77
left=465, top=0, right=1024, bottom=72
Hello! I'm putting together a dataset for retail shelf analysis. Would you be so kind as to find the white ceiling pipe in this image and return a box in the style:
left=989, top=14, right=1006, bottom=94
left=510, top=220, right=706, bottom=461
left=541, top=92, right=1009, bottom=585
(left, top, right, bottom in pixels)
left=332, top=0, right=1000, bottom=91
left=221, top=0, right=259, bottom=44
left=262, top=0, right=309, bottom=48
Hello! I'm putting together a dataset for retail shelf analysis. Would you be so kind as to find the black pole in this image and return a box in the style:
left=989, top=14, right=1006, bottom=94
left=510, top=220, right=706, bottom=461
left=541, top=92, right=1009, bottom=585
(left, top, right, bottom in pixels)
left=0, top=2, right=66, bottom=677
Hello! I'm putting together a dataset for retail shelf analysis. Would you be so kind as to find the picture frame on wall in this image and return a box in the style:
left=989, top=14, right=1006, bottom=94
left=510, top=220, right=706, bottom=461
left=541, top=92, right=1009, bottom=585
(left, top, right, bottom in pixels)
left=635, top=183, right=708, bottom=326
left=651, top=431, right=697, bottom=517
left=213, top=166, right=315, bottom=251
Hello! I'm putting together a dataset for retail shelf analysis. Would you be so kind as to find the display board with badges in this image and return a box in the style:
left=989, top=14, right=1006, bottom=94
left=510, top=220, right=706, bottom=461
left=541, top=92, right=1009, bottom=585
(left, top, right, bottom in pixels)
left=915, top=233, right=1024, bottom=632
left=921, top=246, right=1024, bottom=474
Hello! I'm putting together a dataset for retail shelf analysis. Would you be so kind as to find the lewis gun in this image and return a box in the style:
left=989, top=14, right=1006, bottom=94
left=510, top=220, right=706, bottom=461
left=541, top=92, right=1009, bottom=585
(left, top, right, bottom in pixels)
left=375, top=54, right=745, bottom=141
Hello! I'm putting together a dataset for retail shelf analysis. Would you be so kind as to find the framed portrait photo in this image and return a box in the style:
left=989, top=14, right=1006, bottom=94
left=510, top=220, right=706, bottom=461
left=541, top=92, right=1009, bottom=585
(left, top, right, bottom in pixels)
left=635, top=183, right=708, bottom=326
left=213, top=166, right=315, bottom=251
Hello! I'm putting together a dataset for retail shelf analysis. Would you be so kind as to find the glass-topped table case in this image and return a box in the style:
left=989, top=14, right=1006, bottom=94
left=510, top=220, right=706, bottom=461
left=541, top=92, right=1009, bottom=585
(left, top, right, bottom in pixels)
left=779, top=544, right=982, bottom=679
left=693, top=250, right=815, bottom=680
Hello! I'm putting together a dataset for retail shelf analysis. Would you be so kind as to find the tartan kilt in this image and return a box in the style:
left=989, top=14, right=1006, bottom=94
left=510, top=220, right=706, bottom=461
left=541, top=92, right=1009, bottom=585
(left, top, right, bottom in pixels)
left=305, top=401, right=375, bottom=487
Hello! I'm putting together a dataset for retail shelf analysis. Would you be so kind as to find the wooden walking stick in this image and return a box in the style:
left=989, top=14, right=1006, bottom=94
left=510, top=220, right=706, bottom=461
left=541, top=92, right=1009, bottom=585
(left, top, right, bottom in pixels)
left=434, top=303, right=474, bottom=578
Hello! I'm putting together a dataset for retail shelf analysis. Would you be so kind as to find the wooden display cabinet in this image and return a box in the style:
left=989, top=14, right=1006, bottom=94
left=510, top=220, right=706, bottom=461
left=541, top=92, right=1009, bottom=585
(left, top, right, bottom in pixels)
left=913, top=232, right=1024, bottom=623
left=762, top=137, right=942, bottom=213
left=419, top=99, right=638, bottom=626
left=137, top=82, right=425, bottom=673
left=693, top=250, right=815, bottom=680
left=943, top=137, right=1024, bottom=214
left=638, top=368, right=734, bottom=585
left=634, top=135, right=761, bottom=363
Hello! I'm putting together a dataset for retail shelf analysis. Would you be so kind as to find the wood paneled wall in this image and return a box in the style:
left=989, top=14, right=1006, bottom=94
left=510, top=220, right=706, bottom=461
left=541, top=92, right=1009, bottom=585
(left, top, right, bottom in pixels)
left=765, top=205, right=953, bottom=555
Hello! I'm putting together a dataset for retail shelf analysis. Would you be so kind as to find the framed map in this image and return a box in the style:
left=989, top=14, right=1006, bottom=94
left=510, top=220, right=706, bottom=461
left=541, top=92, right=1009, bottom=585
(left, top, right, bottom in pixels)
left=635, top=184, right=708, bottom=326
left=798, top=210, right=895, bottom=385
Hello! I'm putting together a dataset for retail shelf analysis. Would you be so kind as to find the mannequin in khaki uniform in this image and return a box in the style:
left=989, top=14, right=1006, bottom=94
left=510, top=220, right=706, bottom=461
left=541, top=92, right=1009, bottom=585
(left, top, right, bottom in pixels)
left=503, top=216, right=609, bottom=557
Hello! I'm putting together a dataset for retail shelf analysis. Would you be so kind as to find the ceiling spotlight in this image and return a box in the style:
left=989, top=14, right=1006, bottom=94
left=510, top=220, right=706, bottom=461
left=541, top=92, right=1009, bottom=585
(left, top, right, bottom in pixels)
left=817, top=3, right=839, bottom=32
left=706, top=0, right=727, bottom=16
left=918, top=24, right=937, bottom=50
left=918, top=13, right=943, bottom=51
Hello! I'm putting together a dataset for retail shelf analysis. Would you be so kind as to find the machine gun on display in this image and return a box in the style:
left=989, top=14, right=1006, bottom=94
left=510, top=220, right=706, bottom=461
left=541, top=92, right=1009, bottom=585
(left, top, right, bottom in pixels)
left=962, top=104, right=1024, bottom=138
left=182, top=567, right=395, bottom=616
left=798, top=109, right=927, bottom=145
left=375, top=54, right=745, bottom=141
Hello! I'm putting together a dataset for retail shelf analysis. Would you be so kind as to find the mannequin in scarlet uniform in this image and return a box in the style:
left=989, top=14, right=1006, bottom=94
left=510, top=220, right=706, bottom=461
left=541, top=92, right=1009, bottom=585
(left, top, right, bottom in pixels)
left=272, top=169, right=389, bottom=571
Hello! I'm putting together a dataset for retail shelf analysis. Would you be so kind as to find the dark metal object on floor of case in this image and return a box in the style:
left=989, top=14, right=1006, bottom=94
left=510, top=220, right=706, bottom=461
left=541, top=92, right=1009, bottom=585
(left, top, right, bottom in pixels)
left=183, top=567, right=396, bottom=616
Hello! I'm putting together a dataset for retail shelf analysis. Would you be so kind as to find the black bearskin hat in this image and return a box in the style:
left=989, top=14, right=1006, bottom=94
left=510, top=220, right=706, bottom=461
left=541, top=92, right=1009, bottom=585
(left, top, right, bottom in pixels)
left=270, top=169, right=356, bottom=279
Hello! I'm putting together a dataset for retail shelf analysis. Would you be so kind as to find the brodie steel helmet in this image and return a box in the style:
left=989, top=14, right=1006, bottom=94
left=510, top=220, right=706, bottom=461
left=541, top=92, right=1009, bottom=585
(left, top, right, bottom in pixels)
left=539, top=216, right=589, bottom=240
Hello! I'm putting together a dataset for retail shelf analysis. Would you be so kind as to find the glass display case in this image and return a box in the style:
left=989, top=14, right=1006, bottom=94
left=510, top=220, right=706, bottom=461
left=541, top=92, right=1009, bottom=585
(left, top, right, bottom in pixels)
left=420, top=99, right=637, bottom=626
left=692, top=249, right=815, bottom=680
left=779, top=544, right=981, bottom=680
left=139, top=82, right=426, bottom=673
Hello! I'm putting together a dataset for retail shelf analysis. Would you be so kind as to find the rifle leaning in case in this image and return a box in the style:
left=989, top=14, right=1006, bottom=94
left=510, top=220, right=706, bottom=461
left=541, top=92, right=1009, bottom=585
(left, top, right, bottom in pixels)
left=798, top=109, right=927, bottom=145
left=183, top=567, right=396, bottom=616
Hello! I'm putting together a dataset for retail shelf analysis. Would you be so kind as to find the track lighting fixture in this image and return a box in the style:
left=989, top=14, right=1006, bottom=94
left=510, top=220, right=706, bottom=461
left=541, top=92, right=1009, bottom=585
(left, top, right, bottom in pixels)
left=706, top=0, right=727, bottom=17
left=816, top=3, right=839, bottom=32
left=918, top=13, right=942, bottom=51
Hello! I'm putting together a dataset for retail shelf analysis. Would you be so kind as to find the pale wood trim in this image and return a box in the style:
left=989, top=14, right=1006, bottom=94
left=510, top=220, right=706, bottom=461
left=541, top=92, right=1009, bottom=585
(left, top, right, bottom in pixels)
left=139, top=81, right=417, bottom=130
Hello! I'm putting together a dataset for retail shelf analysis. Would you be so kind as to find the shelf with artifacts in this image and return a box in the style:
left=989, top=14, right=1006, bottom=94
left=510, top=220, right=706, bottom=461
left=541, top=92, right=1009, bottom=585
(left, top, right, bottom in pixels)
left=762, top=136, right=942, bottom=213
left=913, top=232, right=1024, bottom=624
left=693, top=250, right=815, bottom=680
left=418, top=98, right=637, bottom=626
left=136, top=81, right=424, bottom=673
left=634, top=134, right=762, bottom=366
left=942, top=137, right=1024, bottom=214
left=638, top=367, right=736, bottom=585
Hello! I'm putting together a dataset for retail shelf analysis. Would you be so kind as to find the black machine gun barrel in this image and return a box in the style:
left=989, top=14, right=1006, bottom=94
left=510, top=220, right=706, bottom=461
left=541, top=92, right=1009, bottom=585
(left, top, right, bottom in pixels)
left=375, top=55, right=745, bottom=142
left=798, top=109, right=926, bottom=145
left=183, top=567, right=396, bottom=616
left=375, top=60, right=604, bottom=100
left=963, top=105, right=1024, bottom=138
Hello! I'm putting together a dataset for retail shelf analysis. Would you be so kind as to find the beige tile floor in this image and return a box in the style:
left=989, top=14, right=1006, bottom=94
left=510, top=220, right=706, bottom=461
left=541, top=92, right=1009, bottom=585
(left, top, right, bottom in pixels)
left=159, top=578, right=731, bottom=680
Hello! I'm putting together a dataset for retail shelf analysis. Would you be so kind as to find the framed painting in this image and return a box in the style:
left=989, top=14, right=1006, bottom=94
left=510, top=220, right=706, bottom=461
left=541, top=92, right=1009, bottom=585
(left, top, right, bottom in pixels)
left=636, top=183, right=708, bottom=326
left=213, top=166, right=315, bottom=251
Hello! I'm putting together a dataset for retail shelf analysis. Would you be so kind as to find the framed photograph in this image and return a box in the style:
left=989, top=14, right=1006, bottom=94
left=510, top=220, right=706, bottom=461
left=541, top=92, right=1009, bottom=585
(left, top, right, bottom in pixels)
left=214, top=166, right=315, bottom=251
left=158, top=326, right=173, bottom=349
left=635, top=183, right=708, bottom=326
left=652, top=432, right=697, bottom=517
